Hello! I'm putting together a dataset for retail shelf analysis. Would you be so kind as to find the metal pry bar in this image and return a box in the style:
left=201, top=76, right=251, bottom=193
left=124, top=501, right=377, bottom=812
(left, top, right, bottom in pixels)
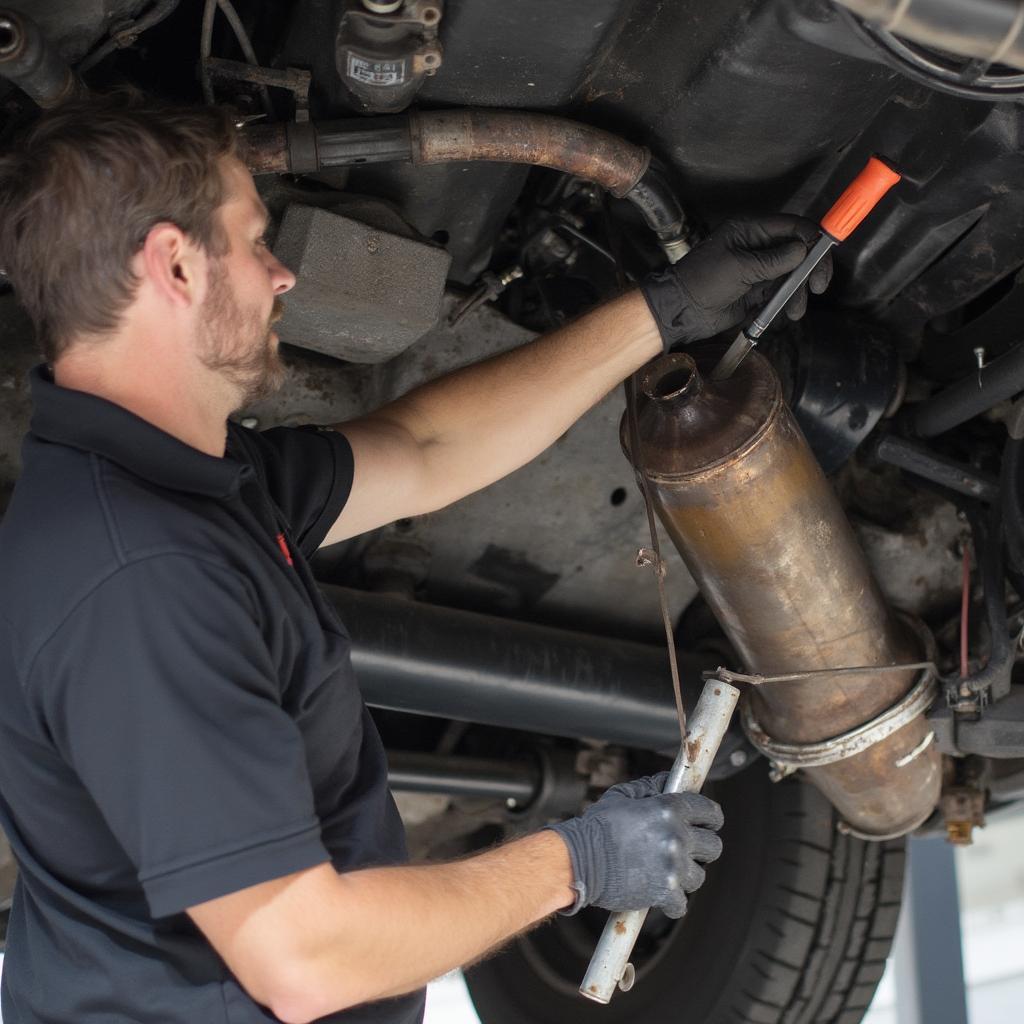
left=579, top=678, right=741, bottom=1004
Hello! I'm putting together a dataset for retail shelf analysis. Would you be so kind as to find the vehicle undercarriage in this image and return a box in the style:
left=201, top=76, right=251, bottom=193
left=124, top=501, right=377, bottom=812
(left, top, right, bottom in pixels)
left=3, top=1, right=1024, bottom=1020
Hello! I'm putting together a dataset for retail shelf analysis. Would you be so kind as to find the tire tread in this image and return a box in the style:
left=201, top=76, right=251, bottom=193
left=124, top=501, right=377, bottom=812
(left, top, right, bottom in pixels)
left=724, top=779, right=904, bottom=1024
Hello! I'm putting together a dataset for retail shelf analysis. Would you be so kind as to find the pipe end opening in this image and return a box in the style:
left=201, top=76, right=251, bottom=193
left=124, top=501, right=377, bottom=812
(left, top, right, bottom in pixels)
left=642, top=353, right=702, bottom=403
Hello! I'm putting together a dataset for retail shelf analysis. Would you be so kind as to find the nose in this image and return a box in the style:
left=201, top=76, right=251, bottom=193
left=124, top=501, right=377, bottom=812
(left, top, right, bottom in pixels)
left=270, top=253, right=296, bottom=295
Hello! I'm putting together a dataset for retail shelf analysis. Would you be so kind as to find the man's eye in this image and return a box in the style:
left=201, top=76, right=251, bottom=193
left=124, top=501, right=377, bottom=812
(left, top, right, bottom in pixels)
left=256, top=234, right=270, bottom=247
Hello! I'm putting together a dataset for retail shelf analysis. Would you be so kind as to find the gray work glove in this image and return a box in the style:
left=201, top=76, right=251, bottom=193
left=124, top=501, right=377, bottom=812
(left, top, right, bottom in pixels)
left=546, top=772, right=724, bottom=919
left=640, top=215, right=834, bottom=348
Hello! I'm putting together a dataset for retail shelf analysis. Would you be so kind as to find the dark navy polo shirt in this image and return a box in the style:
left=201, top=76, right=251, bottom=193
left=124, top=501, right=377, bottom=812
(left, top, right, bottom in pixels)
left=0, top=367, right=425, bottom=1024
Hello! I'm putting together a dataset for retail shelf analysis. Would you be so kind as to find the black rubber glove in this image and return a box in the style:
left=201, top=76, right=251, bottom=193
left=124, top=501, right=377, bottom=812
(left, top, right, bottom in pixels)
left=640, top=216, right=834, bottom=348
left=545, top=772, right=724, bottom=919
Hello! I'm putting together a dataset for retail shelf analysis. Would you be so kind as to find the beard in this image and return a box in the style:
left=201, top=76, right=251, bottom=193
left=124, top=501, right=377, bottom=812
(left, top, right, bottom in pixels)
left=196, top=261, right=286, bottom=408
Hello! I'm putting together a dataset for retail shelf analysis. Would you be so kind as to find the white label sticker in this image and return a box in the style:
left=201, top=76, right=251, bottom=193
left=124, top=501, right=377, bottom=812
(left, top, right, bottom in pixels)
left=347, top=53, right=406, bottom=86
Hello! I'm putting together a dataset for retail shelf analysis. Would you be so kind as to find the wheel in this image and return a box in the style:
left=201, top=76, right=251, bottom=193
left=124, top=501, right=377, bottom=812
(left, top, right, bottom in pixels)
left=465, top=765, right=904, bottom=1024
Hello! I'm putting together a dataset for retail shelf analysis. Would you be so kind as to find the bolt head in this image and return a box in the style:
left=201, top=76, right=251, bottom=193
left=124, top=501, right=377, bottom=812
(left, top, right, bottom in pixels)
left=729, top=749, right=747, bottom=767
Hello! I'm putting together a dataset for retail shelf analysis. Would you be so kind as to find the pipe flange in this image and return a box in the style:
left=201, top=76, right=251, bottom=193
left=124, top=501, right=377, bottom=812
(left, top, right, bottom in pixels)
left=740, top=662, right=938, bottom=774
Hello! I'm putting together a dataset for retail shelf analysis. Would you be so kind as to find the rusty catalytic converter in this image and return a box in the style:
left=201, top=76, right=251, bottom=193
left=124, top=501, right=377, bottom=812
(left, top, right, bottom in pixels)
left=624, top=348, right=940, bottom=838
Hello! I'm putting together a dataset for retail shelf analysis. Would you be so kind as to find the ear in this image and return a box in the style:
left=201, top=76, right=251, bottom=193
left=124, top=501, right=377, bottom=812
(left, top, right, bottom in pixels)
left=137, top=222, right=208, bottom=310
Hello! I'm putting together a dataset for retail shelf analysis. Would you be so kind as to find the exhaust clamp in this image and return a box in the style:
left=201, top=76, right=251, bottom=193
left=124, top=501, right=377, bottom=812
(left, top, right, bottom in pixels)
left=740, top=662, right=938, bottom=781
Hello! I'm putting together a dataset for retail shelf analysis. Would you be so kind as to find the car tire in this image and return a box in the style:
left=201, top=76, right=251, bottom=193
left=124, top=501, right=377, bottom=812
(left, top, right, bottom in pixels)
left=465, top=765, right=903, bottom=1024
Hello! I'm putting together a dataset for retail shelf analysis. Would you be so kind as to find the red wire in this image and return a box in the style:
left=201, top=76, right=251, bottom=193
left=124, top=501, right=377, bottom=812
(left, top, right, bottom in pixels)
left=960, top=544, right=970, bottom=679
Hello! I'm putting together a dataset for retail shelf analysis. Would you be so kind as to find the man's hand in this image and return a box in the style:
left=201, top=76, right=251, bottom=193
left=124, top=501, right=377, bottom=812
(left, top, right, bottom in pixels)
left=640, top=216, right=834, bottom=348
left=546, top=772, right=724, bottom=919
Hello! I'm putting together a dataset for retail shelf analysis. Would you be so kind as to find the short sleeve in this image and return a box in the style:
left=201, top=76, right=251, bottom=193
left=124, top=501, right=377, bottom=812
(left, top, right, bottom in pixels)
left=28, top=554, right=330, bottom=918
left=229, top=423, right=354, bottom=557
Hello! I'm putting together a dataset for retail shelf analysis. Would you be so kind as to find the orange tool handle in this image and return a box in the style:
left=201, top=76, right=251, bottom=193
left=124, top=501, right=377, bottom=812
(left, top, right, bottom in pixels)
left=820, top=156, right=901, bottom=242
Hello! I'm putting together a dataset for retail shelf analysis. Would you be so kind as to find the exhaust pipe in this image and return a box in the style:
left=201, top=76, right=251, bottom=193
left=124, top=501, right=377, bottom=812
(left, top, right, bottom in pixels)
left=242, top=110, right=687, bottom=261
left=623, top=350, right=941, bottom=838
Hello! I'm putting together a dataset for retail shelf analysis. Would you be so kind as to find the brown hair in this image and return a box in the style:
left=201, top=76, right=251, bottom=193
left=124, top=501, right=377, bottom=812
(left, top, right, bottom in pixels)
left=0, top=90, right=240, bottom=362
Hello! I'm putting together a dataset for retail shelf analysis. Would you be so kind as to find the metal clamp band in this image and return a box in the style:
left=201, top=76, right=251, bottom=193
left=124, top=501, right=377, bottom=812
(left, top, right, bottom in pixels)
left=740, top=663, right=938, bottom=773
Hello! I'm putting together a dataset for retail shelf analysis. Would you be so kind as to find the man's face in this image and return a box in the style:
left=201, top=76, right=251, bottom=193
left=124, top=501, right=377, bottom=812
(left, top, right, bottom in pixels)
left=195, top=158, right=295, bottom=407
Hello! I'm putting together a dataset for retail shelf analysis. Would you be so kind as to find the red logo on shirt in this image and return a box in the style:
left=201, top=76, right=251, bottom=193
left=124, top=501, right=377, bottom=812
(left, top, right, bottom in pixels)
left=275, top=532, right=294, bottom=567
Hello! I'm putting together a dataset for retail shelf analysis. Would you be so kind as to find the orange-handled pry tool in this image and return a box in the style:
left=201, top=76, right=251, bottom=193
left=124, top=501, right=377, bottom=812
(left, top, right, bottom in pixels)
left=710, top=156, right=901, bottom=381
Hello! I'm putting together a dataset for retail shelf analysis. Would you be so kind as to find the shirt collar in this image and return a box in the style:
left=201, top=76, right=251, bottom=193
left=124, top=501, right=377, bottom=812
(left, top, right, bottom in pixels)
left=28, top=364, right=250, bottom=499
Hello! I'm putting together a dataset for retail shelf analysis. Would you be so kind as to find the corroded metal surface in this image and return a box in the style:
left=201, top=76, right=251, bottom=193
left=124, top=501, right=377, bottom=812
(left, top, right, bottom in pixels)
left=243, top=109, right=651, bottom=199
left=625, top=348, right=941, bottom=837
left=240, top=121, right=291, bottom=174
left=410, top=108, right=650, bottom=197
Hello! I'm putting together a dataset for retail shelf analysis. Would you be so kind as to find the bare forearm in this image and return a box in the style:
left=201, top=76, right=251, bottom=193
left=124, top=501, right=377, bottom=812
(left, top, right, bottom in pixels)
left=383, top=289, right=660, bottom=511
left=279, top=831, right=573, bottom=1020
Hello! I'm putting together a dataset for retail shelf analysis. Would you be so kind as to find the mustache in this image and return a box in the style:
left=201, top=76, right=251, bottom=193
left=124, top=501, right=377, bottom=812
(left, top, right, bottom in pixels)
left=270, top=298, right=285, bottom=324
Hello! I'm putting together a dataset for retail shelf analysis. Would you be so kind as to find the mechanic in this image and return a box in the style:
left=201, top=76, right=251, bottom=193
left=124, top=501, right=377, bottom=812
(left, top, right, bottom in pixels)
left=0, top=93, right=831, bottom=1024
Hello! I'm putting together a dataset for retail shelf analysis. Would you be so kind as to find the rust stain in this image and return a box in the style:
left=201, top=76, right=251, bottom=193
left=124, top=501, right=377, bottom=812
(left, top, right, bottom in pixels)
left=588, top=985, right=599, bottom=994
left=240, top=123, right=289, bottom=175
left=625, top=341, right=940, bottom=836
left=614, top=920, right=627, bottom=935
left=414, top=109, right=648, bottom=195
left=714, top=687, right=721, bottom=696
